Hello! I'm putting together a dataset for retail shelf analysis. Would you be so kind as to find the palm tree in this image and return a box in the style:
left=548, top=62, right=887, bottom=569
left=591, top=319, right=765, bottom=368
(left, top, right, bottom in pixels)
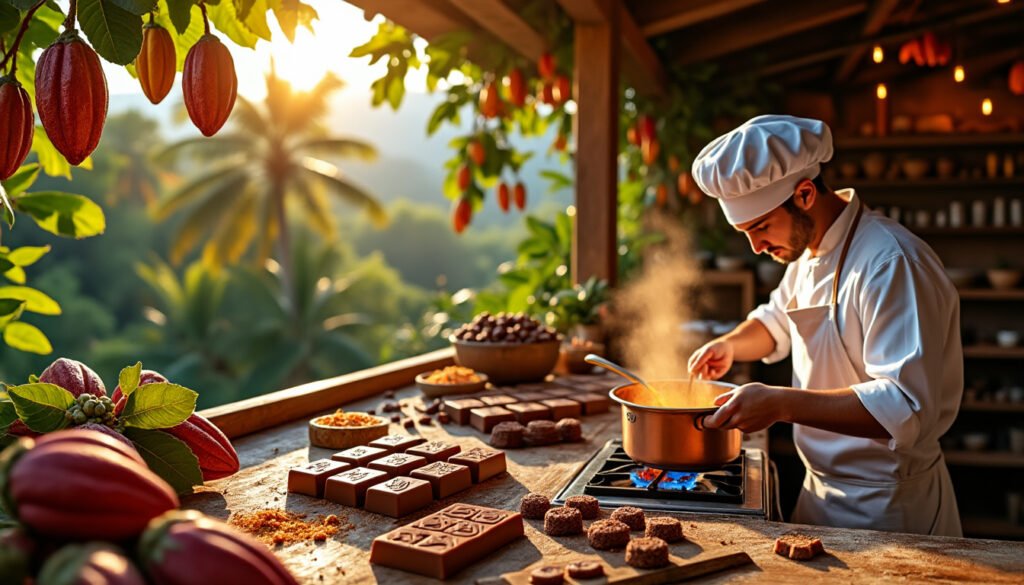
left=153, top=66, right=386, bottom=312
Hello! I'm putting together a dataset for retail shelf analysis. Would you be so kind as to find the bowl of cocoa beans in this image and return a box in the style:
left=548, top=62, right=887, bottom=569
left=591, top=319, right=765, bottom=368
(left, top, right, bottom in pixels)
left=449, top=312, right=561, bottom=384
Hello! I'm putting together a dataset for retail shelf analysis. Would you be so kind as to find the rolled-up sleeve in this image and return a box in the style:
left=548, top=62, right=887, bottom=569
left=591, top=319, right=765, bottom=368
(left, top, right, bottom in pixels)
left=748, top=276, right=793, bottom=364
left=849, top=254, right=962, bottom=451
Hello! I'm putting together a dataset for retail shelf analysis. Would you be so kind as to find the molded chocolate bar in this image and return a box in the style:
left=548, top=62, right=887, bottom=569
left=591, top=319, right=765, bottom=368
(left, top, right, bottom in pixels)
left=287, top=459, right=351, bottom=497
left=510, top=391, right=549, bottom=402
left=469, top=406, right=516, bottom=433
left=364, top=476, right=433, bottom=518
left=324, top=466, right=389, bottom=506
left=406, top=440, right=461, bottom=463
left=369, top=434, right=427, bottom=453
left=479, top=394, right=517, bottom=407
left=331, top=445, right=388, bottom=466
left=368, top=452, right=428, bottom=476
left=369, top=503, right=524, bottom=579
left=448, top=447, right=506, bottom=483
left=506, top=401, right=552, bottom=424
left=574, top=392, right=611, bottom=414
left=540, top=398, right=583, bottom=420
left=410, top=461, right=472, bottom=499
left=443, top=398, right=485, bottom=425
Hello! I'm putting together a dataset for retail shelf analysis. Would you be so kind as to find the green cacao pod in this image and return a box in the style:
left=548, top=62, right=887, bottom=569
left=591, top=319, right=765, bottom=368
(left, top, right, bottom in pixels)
left=136, top=24, right=176, bottom=105
left=165, top=413, right=239, bottom=481
left=39, top=357, right=107, bottom=398
left=37, top=543, right=146, bottom=585
left=182, top=35, right=237, bottom=137
left=0, top=429, right=178, bottom=540
left=0, top=77, right=33, bottom=180
left=35, top=30, right=108, bottom=166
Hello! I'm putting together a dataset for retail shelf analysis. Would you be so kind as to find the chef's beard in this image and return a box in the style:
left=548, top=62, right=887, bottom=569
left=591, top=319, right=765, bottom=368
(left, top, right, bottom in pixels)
left=771, top=203, right=815, bottom=264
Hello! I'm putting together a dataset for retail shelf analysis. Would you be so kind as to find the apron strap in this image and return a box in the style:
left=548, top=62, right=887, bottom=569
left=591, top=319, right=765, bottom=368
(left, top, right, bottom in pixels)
left=831, top=202, right=865, bottom=307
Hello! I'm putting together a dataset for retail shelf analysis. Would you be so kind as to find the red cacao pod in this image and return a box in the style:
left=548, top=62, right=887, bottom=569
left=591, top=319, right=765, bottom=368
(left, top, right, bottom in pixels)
left=111, top=370, right=168, bottom=405
left=504, top=68, right=526, bottom=107
left=138, top=510, right=298, bottom=585
left=34, top=428, right=145, bottom=467
left=537, top=81, right=554, bottom=105
left=164, top=413, right=239, bottom=481
left=39, top=358, right=106, bottom=398
left=1010, top=61, right=1024, bottom=96
left=35, top=31, right=108, bottom=166
left=37, top=543, right=146, bottom=585
left=182, top=35, right=237, bottom=137
left=0, top=77, right=34, bottom=180
left=1, top=430, right=178, bottom=540
left=637, top=115, right=656, bottom=144
left=75, top=422, right=137, bottom=453
left=0, top=526, right=35, bottom=585
left=136, top=24, right=176, bottom=105
left=497, top=182, right=510, bottom=213
left=457, top=164, right=471, bottom=191
left=538, top=52, right=555, bottom=80
left=467, top=140, right=485, bottom=167
left=513, top=182, right=526, bottom=210
left=452, top=197, right=472, bottom=234
left=479, top=81, right=501, bottom=119
left=552, top=74, right=571, bottom=104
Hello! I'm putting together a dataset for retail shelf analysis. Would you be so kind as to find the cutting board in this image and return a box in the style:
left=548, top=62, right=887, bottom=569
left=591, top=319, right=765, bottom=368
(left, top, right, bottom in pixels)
left=475, top=550, right=754, bottom=585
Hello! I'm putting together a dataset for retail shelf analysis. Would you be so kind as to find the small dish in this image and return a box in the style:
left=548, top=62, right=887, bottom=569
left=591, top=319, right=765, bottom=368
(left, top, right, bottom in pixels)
left=415, top=371, right=488, bottom=399
left=962, top=432, right=989, bottom=452
left=987, top=269, right=1022, bottom=290
left=562, top=341, right=606, bottom=374
left=714, top=256, right=745, bottom=271
left=308, top=413, right=389, bottom=450
left=996, top=330, right=1020, bottom=348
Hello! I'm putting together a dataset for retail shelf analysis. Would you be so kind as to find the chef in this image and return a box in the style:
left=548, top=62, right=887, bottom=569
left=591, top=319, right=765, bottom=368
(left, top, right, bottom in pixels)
left=686, top=115, right=963, bottom=536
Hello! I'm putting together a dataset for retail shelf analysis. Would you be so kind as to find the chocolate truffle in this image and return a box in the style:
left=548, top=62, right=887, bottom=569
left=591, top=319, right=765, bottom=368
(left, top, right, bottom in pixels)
left=490, top=421, right=526, bottom=449
left=368, top=452, right=428, bottom=476
left=625, top=537, right=670, bottom=569
left=524, top=420, right=559, bottom=446
left=543, top=507, right=583, bottom=536
left=555, top=418, right=582, bottom=442
left=566, top=561, right=604, bottom=579
left=519, top=493, right=551, bottom=519
left=565, top=495, right=600, bottom=519
left=645, top=517, right=684, bottom=543
left=611, top=506, right=646, bottom=531
left=587, top=519, right=631, bottom=551
left=528, top=566, right=564, bottom=585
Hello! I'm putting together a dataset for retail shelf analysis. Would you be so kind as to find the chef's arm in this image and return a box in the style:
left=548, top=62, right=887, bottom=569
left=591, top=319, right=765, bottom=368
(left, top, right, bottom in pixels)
left=780, top=387, right=891, bottom=439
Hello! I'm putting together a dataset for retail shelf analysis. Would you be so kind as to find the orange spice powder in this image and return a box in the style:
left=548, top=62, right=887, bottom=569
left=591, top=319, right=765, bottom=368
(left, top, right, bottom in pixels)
left=313, top=410, right=381, bottom=427
left=230, top=510, right=353, bottom=546
left=424, top=366, right=481, bottom=384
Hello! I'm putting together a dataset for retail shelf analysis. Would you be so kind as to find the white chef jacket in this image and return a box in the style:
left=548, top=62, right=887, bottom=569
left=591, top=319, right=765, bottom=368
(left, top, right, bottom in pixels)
left=749, top=190, right=963, bottom=526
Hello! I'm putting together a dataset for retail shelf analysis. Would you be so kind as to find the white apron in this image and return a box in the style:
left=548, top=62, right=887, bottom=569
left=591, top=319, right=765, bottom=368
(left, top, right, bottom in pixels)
left=787, top=204, right=962, bottom=536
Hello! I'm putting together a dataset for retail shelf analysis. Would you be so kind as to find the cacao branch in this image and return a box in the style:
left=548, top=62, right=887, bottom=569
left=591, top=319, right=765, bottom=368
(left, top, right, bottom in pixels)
left=0, top=0, right=47, bottom=75
left=199, top=2, right=209, bottom=36
left=63, top=0, right=77, bottom=31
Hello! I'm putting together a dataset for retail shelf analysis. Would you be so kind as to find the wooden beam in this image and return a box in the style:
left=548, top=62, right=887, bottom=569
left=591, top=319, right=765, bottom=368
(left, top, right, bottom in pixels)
left=834, top=0, right=902, bottom=82
left=556, top=0, right=611, bottom=23
left=631, top=0, right=766, bottom=37
left=572, top=0, right=619, bottom=287
left=344, top=0, right=474, bottom=41
left=447, top=0, right=548, bottom=62
left=675, top=0, right=867, bottom=67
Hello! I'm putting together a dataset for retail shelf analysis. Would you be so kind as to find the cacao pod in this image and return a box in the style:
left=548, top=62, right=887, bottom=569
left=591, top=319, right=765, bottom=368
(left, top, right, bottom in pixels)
left=35, top=31, right=108, bottom=166
left=34, top=428, right=145, bottom=467
left=0, top=77, right=33, bottom=181
left=1, top=430, right=178, bottom=540
left=538, top=52, right=555, bottom=80
left=138, top=510, right=298, bottom=585
left=0, top=526, right=34, bottom=585
left=552, top=74, right=571, bottom=104
left=183, top=35, right=237, bottom=137
left=457, top=164, right=471, bottom=191
left=655, top=184, right=668, bottom=207
left=537, top=81, right=554, bottom=105
left=504, top=68, right=526, bottom=107
left=76, top=422, right=137, bottom=453
left=497, top=182, right=510, bottom=213
left=39, top=357, right=107, bottom=398
left=37, top=543, right=146, bottom=585
left=513, top=182, right=526, bottom=210
left=641, top=138, right=660, bottom=166
left=453, top=197, right=471, bottom=234
left=626, top=125, right=638, bottom=146
left=164, top=413, right=239, bottom=481
left=637, top=115, right=656, bottom=144
left=136, top=24, right=176, bottom=105
left=467, top=140, right=485, bottom=167
left=479, top=81, right=501, bottom=119
left=111, top=369, right=168, bottom=405
left=1010, top=61, right=1024, bottom=96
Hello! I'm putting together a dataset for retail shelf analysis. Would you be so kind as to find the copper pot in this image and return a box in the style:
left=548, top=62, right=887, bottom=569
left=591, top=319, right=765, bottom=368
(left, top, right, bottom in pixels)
left=610, top=379, right=741, bottom=471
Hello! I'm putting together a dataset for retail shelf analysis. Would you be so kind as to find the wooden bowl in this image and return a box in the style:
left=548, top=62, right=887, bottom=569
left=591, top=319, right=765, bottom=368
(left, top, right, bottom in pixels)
left=308, top=415, right=389, bottom=450
left=987, top=269, right=1022, bottom=290
left=451, top=338, right=561, bottom=385
left=415, top=371, right=488, bottom=399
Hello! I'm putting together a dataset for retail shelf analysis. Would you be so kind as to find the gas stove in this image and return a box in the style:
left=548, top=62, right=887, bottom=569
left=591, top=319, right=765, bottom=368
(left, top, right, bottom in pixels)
left=553, top=439, right=775, bottom=519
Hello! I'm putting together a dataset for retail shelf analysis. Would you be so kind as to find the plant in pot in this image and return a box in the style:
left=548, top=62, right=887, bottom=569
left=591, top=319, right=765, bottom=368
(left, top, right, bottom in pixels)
left=547, top=277, right=610, bottom=342
left=987, top=258, right=1022, bottom=291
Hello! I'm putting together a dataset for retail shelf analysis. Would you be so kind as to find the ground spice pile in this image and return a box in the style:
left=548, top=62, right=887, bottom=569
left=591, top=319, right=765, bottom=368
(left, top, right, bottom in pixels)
left=313, top=410, right=381, bottom=427
left=423, top=366, right=481, bottom=384
left=230, top=510, right=352, bottom=546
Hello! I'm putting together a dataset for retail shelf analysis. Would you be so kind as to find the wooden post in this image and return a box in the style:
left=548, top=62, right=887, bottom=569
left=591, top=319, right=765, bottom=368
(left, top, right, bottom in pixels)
left=572, top=2, right=619, bottom=286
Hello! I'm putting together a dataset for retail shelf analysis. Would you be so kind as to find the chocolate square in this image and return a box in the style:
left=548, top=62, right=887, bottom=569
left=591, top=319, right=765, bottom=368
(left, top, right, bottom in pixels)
left=411, top=461, right=472, bottom=499
left=369, top=434, right=427, bottom=453
left=331, top=445, right=388, bottom=466
left=368, top=452, right=428, bottom=476
left=505, top=401, right=552, bottom=424
left=542, top=387, right=576, bottom=398
left=540, top=398, right=582, bottom=420
left=574, top=392, right=610, bottom=415
left=287, top=459, right=351, bottom=497
left=364, top=476, right=434, bottom=518
left=479, top=394, right=517, bottom=407
left=406, top=440, right=461, bottom=463
left=448, top=447, right=506, bottom=483
left=469, top=406, right=516, bottom=433
left=323, top=466, right=389, bottom=506
left=516, top=383, right=556, bottom=392
left=509, top=391, right=549, bottom=402
left=443, top=398, right=485, bottom=425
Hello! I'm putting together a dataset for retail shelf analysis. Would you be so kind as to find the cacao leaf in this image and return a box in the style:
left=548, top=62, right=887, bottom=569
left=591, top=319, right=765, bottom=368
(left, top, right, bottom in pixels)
left=11, top=192, right=106, bottom=239
left=120, top=383, right=197, bottom=430
left=6, top=383, right=72, bottom=431
left=78, top=0, right=143, bottom=65
left=207, top=0, right=257, bottom=48
left=0, top=286, right=61, bottom=315
left=0, top=400, right=17, bottom=432
left=154, top=0, right=204, bottom=70
left=3, top=322, right=53, bottom=355
left=0, top=258, right=14, bottom=274
left=32, top=127, right=73, bottom=179
left=118, top=362, right=143, bottom=397
left=0, top=2, right=18, bottom=34
left=0, top=299, right=26, bottom=328
left=0, top=182, right=12, bottom=229
left=107, top=0, right=156, bottom=16
left=123, top=428, right=203, bottom=495
left=8, top=0, right=41, bottom=10
left=269, top=0, right=296, bottom=42
left=164, top=0, right=192, bottom=35
left=6, top=245, right=50, bottom=267
left=3, top=266, right=25, bottom=284
left=239, top=0, right=270, bottom=41
left=1, top=164, right=41, bottom=199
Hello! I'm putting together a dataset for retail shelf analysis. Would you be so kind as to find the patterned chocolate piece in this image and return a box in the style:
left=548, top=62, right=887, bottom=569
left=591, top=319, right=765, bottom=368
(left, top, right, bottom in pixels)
left=331, top=445, right=388, bottom=466
left=368, top=452, right=428, bottom=476
left=323, top=466, right=389, bottom=506
left=506, top=401, right=552, bottom=424
left=448, top=447, right=506, bottom=483
left=287, top=459, right=351, bottom=498
left=365, top=476, right=433, bottom=518
left=443, top=398, right=485, bottom=425
left=411, top=461, right=472, bottom=499
left=368, top=434, right=426, bottom=454
left=406, top=440, right=461, bottom=463
left=540, top=398, right=582, bottom=420
left=479, top=394, right=518, bottom=407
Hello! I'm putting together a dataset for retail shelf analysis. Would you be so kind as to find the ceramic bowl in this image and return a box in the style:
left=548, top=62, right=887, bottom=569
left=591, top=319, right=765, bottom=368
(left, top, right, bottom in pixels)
left=714, top=256, right=746, bottom=271
left=962, top=432, right=989, bottom=452
left=451, top=338, right=561, bottom=385
left=987, top=269, right=1023, bottom=290
left=415, top=371, right=488, bottom=399
left=902, top=158, right=930, bottom=180
left=996, top=330, right=1020, bottom=348
left=308, top=414, right=389, bottom=450
left=944, top=268, right=976, bottom=288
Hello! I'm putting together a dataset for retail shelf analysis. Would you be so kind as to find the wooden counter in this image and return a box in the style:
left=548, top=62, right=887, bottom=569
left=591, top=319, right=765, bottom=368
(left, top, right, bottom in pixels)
left=187, top=382, right=1024, bottom=584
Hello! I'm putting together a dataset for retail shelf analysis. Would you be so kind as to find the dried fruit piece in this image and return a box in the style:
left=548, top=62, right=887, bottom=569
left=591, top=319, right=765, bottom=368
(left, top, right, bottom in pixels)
left=38, top=543, right=146, bottom=585
left=183, top=35, right=237, bottom=136
left=164, top=413, right=240, bottom=481
left=497, top=182, right=510, bottom=212
left=0, top=77, right=33, bottom=180
left=39, top=357, right=107, bottom=398
left=35, top=31, right=108, bottom=166
left=513, top=182, right=526, bottom=210
left=136, top=24, right=176, bottom=105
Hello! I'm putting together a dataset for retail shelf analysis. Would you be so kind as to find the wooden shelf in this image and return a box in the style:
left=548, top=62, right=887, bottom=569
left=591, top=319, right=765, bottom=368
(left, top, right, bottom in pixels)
left=910, top=227, right=1024, bottom=236
left=961, top=516, right=1024, bottom=539
left=944, top=450, right=1024, bottom=468
left=958, top=289, right=1024, bottom=301
left=961, top=400, right=1024, bottom=413
left=835, top=133, right=1024, bottom=149
left=846, top=177, right=1024, bottom=189
left=963, top=345, right=1024, bottom=359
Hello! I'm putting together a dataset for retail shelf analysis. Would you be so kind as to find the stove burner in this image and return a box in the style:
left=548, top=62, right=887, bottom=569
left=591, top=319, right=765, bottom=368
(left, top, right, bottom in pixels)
left=582, top=445, right=744, bottom=503
left=629, top=468, right=700, bottom=491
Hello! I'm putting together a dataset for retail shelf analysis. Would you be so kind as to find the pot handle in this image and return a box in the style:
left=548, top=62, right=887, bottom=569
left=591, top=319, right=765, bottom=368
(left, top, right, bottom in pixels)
left=694, top=415, right=707, bottom=431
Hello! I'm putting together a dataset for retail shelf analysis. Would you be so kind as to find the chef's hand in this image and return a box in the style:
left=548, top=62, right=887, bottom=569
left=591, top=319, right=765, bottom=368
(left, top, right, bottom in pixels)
left=702, top=383, right=785, bottom=433
left=687, top=340, right=734, bottom=380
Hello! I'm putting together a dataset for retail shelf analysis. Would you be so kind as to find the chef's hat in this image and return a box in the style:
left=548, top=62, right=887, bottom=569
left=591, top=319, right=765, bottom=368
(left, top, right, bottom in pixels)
left=691, top=115, right=833, bottom=224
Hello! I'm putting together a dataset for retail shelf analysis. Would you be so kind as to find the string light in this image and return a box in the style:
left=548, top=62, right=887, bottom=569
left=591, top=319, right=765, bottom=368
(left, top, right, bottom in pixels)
left=872, top=45, right=884, bottom=63
left=954, top=65, right=965, bottom=82
left=996, top=0, right=1010, bottom=4
left=982, top=98, right=993, bottom=116
left=876, top=83, right=888, bottom=100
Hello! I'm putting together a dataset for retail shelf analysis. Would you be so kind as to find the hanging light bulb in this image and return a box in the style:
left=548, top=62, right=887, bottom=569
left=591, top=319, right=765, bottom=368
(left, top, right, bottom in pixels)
left=982, top=98, right=993, bottom=115
left=876, top=83, right=888, bottom=99
left=872, top=45, right=884, bottom=63
left=996, top=0, right=1010, bottom=5
left=954, top=65, right=965, bottom=82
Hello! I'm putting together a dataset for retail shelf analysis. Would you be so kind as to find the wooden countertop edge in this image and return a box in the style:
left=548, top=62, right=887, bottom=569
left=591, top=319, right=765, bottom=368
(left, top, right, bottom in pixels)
left=197, top=348, right=456, bottom=439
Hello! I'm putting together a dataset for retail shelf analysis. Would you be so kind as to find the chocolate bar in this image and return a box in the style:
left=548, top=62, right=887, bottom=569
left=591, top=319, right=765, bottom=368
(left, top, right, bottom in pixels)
left=443, top=398, right=485, bottom=425
left=469, top=406, right=516, bottom=433
left=368, top=434, right=426, bottom=453
left=364, top=476, right=433, bottom=518
left=540, top=398, right=582, bottom=420
left=368, top=452, right=428, bottom=476
left=369, top=504, right=524, bottom=579
left=505, top=401, right=552, bottom=424
left=542, top=388, right=576, bottom=398
left=410, top=461, right=472, bottom=499
left=287, top=459, right=351, bottom=497
left=331, top=445, right=389, bottom=466
left=324, top=466, right=389, bottom=506
left=574, top=392, right=611, bottom=414
left=448, top=447, right=506, bottom=483
left=406, top=440, right=461, bottom=463
left=509, top=391, right=549, bottom=402
left=479, top=394, right=517, bottom=407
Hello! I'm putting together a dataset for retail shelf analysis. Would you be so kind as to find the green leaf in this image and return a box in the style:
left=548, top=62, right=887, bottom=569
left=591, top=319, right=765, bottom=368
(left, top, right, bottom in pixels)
left=0, top=286, right=61, bottom=315
left=3, top=265, right=26, bottom=285
left=118, top=362, right=142, bottom=397
left=1, top=164, right=40, bottom=199
left=154, top=0, right=204, bottom=70
left=240, top=0, right=270, bottom=40
left=7, top=245, right=50, bottom=267
left=78, top=0, right=144, bottom=65
left=207, top=0, right=257, bottom=48
left=165, top=0, right=192, bottom=34
left=32, top=127, right=73, bottom=179
left=0, top=2, right=19, bottom=34
left=12, top=191, right=106, bottom=238
left=0, top=400, right=17, bottom=432
left=0, top=181, right=13, bottom=229
left=122, top=428, right=203, bottom=495
left=109, top=0, right=157, bottom=15
left=8, top=0, right=42, bottom=10
left=6, top=383, right=73, bottom=432
left=4, top=322, right=53, bottom=354
left=0, top=299, right=26, bottom=329
left=120, top=382, right=197, bottom=429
